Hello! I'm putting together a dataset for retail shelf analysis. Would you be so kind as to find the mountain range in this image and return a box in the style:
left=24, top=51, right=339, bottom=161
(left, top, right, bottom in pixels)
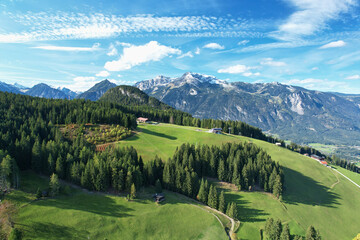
left=2, top=73, right=360, bottom=159
left=135, top=72, right=360, bottom=159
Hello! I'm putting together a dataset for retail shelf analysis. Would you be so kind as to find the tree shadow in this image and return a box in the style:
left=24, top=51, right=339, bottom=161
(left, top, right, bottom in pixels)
left=33, top=193, right=133, bottom=218
left=282, top=167, right=340, bottom=207
left=225, top=192, right=269, bottom=223
left=18, top=222, right=89, bottom=240
left=140, top=128, right=177, bottom=140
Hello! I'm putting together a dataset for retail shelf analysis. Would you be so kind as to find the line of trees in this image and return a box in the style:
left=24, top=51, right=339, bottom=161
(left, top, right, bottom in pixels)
left=263, top=218, right=321, bottom=240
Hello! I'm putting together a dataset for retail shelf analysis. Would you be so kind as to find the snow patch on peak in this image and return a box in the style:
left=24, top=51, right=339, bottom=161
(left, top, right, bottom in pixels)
left=189, top=88, right=198, bottom=95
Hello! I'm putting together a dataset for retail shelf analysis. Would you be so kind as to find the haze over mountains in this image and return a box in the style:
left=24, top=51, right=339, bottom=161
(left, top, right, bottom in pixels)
left=2, top=72, right=360, bottom=159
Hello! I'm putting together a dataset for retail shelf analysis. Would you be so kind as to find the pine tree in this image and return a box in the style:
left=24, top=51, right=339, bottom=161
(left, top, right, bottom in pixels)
left=280, top=224, right=290, bottom=240
left=185, top=171, right=192, bottom=197
left=273, top=219, right=282, bottom=240
left=217, top=159, right=225, bottom=181
left=130, top=183, right=136, bottom=200
left=155, top=179, right=162, bottom=193
left=126, top=171, right=133, bottom=192
left=218, top=190, right=226, bottom=213
left=228, top=202, right=238, bottom=220
left=36, top=187, right=42, bottom=199
left=273, top=175, right=283, bottom=199
left=49, top=173, right=60, bottom=197
left=265, top=218, right=274, bottom=237
left=197, top=179, right=207, bottom=203
left=207, top=185, right=218, bottom=209
left=306, top=226, right=321, bottom=240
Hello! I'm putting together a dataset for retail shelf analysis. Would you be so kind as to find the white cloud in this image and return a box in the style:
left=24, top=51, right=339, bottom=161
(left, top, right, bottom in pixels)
left=195, top=47, right=201, bottom=55
left=312, top=67, right=319, bottom=71
left=345, top=74, right=360, bottom=80
left=96, top=71, right=110, bottom=77
left=0, top=12, right=258, bottom=42
left=272, top=0, right=356, bottom=40
left=319, top=40, right=346, bottom=49
left=218, top=64, right=258, bottom=77
left=32, top=43, right=100, bottom=52
left=203, top=43, right=225, bottom=50
left=238, top=40, right=249, bottom=45
left=115, top=42, right=133, bottom=47
left=260, top=58, right=286, bottom=67
left=284, top=78, right=347, bottom=92
left=287, top=78, right=324, bottom=85
left=107, top=43, right=118, bottom=56
left=104, top=41, right=181, bottom=71
left=70, top=76, right=97, bottom=91
left=177, top=51, right=194, bottom=59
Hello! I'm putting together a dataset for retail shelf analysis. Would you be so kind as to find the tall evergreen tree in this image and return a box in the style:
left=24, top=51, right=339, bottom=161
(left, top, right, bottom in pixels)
left=280, top=224, right=290, bottom=240
left=207, top=185, right=218, bottom=209
left=306, top=226, right=321, bottom=240
left=218, top=190, right=226, bottom=213
left=49, top=173, right=60, bottom=197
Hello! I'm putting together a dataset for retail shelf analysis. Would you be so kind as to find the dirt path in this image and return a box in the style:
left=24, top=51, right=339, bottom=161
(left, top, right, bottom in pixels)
left=332, top=168, right=360, bottom=190
left=329, top=169, right=340, bottom=189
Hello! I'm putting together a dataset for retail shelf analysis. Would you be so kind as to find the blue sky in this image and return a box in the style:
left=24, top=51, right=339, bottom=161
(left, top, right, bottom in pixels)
left=1, top=0, right=360, bottom=93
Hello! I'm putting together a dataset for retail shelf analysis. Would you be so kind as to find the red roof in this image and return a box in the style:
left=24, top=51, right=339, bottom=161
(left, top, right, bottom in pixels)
left=137, top=117, right=148, bottom=121
left=320, top=161, right=328, bottom=165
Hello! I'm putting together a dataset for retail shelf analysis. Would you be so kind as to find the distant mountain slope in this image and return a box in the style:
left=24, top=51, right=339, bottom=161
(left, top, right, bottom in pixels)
left=100, top=85, right=172, bottom=110
left=26, top=83, right=70, bottom=99
left=58, top=87, right=79, bottom=99
left=0, top=81, right=22, bottom=94
left=77, top=80, right=116, bottom=101
left=135, top=72, right=360, bottom=152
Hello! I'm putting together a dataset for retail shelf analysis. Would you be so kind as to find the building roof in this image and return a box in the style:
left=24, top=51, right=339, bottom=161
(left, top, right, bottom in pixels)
left=320, top=161, right=328, bottom=165
left=137, top=117, right=148, bottom=121
left=211, top=128, right=222, bottom=131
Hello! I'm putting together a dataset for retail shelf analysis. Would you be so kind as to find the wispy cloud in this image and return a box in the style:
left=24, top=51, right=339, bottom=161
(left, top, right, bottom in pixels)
left=107, top=43, right=118, bottom=56
left=271, top=0, right=356, bottom=40
left=0, top=12, right=260, bottom=42
left=177, top=51, right=194, bottom=59
left=104, top=41, right=181, bottom=71
left=238, top=40, right=249, bottom=45
left=32, top=43, right=100, bottom=52
left=96, top=71, right=110, bottom=77
left=260, top=58, right=286, bottom=67
left=203, top=42, right=225, bottom=50
left=218, top=64, right=259, bottom=77
left=345, top=74, right=360, bottom=80
left=195, top=47, right=201, bottom=55
left=319, top=40, right=346, bottom=49
left=284, top=78, right=347, bottom=92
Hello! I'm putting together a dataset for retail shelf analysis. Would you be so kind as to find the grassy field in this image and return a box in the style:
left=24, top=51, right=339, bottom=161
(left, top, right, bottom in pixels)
left=308, top=142, right=338, bottom=155
left=118, top=123, right=360, bottom=240
left=7, top=172, right=227, bottom=240
left=119, top=123, right=248, bottom=161
left=331, top=165, right=360, bottom=186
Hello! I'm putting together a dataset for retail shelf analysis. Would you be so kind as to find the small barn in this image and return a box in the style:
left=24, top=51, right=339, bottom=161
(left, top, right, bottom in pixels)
left=137, top=117, right=149, bottom=123
left=275, top=142, right=282, bottom=146
left=209, top=128, right=222, bottom=134
left=152, top=193, right=165, bottom=203
left=320, top=161, right=328, bottom=166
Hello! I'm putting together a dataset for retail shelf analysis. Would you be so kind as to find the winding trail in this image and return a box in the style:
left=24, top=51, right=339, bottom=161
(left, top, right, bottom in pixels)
left=332, top=168, right=360, bottom=190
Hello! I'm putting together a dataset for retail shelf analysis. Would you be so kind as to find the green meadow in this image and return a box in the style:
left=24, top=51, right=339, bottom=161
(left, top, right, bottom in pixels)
left=119, top=123, right=360, bottom=239
left=331, top=165, right=360, bottom=186
left=8, top=172, right=227, bottom=240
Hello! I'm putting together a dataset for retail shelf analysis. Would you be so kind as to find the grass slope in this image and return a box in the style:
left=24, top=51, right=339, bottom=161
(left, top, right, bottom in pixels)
left=118, top=123, right=360, bottom=240
left=8, top=172, right=227, bottom=240
left=331, top=165, right=360, bottom=186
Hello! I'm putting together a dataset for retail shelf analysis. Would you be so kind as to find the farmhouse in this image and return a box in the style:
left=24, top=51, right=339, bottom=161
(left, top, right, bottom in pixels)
left=310, top=154, right=324, bottom=161
left=152, top=193, right=165, bottom=203
left=209, top=128, right=222, bottom=134
left=320, top=161, right=328, bottom=166
left=275, top=142, right=282, bottom=146
left=137, top=117, right=149, bottom=123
